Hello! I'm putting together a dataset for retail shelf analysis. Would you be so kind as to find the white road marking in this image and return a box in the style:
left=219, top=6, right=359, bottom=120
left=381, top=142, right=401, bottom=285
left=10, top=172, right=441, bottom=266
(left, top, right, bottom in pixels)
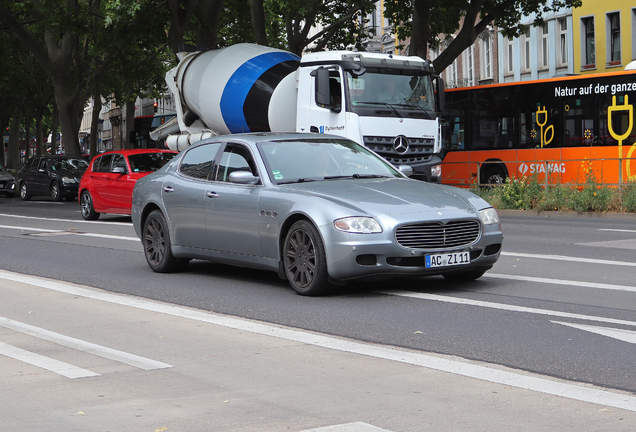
left=378, top=290, right=636, bottom=327
left=0, top=316, right=172, bottom=370
left=301, top=423, right=391, bottom=432
left=0, top=213, right=131, bottom=226
left=502, top=252, right=636, bottom=267
left=1, top=269, right=636, bottom=412
left=599, top=229, right=636, bottom=233
left=0, top=341, right=99, bottom=379
left=553, top=322, right=636, bottom=344
left=0, top=224, right=138, bottom=241
left=485, top=273, right=636, bottom=293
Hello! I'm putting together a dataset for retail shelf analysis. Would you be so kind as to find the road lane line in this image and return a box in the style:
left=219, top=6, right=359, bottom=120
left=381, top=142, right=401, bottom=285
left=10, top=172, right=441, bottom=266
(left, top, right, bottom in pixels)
left=552, top=322, right=636, bottom=344
left=0, top=341, right=99, bottom=378
left=599, top=229, right=636, bottom=233
left=376, top=290, right=636, bottom=327
left=0, top=316, right=172, bottom=370
left=485, top=273, right=636, bottom=293
left=0, top=224, right=138, bottom=242
left=1, top=269, right=636, bottom=412
left=502, top=252, right=636, bottom=267
left=0, top=213, right=131, bottom=226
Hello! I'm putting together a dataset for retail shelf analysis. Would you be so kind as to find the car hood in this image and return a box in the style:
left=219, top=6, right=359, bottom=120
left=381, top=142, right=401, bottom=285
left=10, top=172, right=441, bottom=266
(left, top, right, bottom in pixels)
left=282, top=178, right=479, bottom=216
left=0, top=172, right=14, bottom=181
left=54, top=169, right=85, bottom=178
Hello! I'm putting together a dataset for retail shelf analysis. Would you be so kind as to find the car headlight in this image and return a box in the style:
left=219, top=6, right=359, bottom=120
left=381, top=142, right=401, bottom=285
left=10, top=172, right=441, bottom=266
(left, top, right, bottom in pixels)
left=479, top=207, right=499, bottom=225
left=334, top=217, right=383, bottom=234
left=62, top=176, right=77, bottom=185
left=431, top=164, right=442, bottom=177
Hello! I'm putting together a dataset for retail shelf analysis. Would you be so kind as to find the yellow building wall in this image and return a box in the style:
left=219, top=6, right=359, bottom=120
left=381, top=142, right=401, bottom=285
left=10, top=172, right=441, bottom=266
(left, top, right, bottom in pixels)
left=573, top=1, right=635, bottom=73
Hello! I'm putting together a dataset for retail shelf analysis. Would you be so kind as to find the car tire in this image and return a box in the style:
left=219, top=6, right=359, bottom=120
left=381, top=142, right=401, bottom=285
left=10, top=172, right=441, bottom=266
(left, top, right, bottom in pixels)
left=442, top=266, right=490, bottom=282
left=481, top=165, right=506, bottom=187
left=51, top=181, right=62, bottom=202
left=19, top=182, right=31, bottom=201
left=143, top=209, right=182, bottom=273
left=283, top=220, right=332, bottom=296
left=80, top=190, right=100, bottom=220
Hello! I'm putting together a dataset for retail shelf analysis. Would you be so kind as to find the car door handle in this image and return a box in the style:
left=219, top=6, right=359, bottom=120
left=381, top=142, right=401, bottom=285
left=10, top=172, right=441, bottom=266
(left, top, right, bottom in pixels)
left=206, top=191, right=218, bottom=198
left=163, top=186, right=174, bottom=193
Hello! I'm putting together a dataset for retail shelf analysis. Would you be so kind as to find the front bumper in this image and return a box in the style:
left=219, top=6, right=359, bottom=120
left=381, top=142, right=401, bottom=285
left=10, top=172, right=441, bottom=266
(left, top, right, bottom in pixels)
left=322, top=223, right=502, bottom=281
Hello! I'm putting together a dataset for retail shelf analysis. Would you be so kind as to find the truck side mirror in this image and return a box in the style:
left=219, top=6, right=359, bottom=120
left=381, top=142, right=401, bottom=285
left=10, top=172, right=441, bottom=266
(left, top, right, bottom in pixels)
left=435, top=77, right=445, bottom=113
left=313, top=68, right=334, bottom=110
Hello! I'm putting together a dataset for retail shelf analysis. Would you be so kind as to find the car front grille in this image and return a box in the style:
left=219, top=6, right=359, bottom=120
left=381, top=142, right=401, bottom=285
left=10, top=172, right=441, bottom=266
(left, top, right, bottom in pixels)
left=395, top=220, right=480, bottom=249
left=363, top=136, right=435, bottom=165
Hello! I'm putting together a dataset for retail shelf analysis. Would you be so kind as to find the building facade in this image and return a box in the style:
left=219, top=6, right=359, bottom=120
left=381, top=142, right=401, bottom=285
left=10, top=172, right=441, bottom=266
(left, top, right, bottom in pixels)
left=572, top=1, right=636, bottom=74
left=497, top=3, right=574, bottom=83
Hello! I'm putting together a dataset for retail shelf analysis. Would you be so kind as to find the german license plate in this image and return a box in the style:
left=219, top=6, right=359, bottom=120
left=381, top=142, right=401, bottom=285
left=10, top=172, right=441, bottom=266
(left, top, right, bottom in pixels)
left=426, top=252, right=470, bottom=268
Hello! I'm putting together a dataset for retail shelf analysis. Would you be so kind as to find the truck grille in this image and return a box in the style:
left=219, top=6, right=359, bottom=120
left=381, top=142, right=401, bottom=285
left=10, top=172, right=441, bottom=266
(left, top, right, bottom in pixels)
left=395, top=220, right=480, bottom=249
left=363, top=136, right=435, bottom=165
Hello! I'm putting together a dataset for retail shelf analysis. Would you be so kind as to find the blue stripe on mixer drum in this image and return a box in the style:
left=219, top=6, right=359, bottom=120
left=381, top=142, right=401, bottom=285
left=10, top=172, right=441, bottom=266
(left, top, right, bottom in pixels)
left=220, top=52, right=300, bottom=133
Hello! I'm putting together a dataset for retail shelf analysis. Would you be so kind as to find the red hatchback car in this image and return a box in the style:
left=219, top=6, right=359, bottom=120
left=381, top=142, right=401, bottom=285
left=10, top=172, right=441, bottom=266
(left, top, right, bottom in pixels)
left=79, top=149, right=178, bottom=220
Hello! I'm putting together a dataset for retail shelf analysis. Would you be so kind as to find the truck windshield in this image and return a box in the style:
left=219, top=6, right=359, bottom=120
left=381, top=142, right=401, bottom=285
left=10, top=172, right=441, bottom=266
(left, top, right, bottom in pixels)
left=347, top=69, right=435, bottom=112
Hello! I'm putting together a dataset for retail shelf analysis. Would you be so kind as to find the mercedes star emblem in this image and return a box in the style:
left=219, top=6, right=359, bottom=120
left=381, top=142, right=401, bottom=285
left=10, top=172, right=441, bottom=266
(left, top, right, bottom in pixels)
left=393, top=135, right=409, bottom=155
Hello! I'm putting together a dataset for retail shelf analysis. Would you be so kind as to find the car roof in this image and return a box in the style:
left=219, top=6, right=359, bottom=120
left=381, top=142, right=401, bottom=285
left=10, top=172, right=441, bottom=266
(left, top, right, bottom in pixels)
left=95, top=148, right=177, bottom=156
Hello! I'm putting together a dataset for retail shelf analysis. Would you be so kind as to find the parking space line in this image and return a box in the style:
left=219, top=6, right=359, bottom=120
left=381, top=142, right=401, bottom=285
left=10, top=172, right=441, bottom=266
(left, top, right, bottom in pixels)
left=0, top=224, right=138, bottom=241
left=0, top=213, right=131, bottom=226
left=502, top=252, right=636, bottom=267
left=0, top=316, right=172, bottom=371
left=0, top=341, right=99, bottom=379
left=485, top=273, right=636, bottom=293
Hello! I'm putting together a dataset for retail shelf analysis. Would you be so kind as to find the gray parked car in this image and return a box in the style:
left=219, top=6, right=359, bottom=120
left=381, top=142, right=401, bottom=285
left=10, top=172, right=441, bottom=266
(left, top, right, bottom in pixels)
left=132, top=133, right=503, bottom=296
left=0, top=162, right=16, bottom=198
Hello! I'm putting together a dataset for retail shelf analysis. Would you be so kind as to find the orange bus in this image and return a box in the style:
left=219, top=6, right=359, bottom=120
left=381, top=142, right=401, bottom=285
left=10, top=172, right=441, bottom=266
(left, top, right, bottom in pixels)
left=441, top=70, right=636, bottom=188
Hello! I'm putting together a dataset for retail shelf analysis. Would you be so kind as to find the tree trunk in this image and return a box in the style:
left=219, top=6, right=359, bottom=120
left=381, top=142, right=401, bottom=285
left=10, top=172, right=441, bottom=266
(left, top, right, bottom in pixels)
left=249, top=0, right=268, bottom=46
left=90, top=94, right=102, bottom=159
left=125, top=100, right=136, bottom=149
left=410, top=0, right=432, bottom=59
left=50, top=104, right=59, bottom=156
left=7, top=115, right=21, bottom=170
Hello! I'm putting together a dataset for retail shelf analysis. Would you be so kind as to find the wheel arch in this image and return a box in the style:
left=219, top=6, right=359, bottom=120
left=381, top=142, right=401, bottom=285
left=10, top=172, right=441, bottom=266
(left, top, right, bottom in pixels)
left=480, top=159, right=509, bottom=183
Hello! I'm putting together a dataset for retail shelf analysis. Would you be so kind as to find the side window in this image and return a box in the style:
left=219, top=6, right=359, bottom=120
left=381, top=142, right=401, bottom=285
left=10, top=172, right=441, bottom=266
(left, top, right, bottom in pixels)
left=179, top=142, right=222, bottom=179
left=112, top=154, right=127, bottom=172
left=95, top=154, right=114, bottom=173
left=215, top=144, right=258, bottom=182
left=38, top=159, right=47, bottom=171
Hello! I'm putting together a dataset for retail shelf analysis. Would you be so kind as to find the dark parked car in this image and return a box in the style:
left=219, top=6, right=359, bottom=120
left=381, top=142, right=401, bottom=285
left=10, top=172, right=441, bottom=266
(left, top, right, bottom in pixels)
left=132, top=133, right=503, bottom=296
left=17, top=155, right=89, bottom=201
left=0, top=162, right=16, bottom=198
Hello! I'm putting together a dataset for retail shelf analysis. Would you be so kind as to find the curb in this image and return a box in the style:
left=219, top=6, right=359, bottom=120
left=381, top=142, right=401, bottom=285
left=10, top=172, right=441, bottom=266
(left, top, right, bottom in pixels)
left=497, top=209, right=636, bottom=219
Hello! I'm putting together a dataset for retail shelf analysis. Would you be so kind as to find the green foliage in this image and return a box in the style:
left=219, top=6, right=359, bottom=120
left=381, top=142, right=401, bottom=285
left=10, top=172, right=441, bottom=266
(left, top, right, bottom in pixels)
left=474, top=173, right=636, bottom=214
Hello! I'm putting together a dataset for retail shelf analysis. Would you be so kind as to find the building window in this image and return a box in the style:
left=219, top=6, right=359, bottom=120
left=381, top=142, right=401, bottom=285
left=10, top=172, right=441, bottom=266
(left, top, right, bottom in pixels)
left=480, top=33, right=492, bottom=79
left=504, top=37, right=514, bottom=75
left=607, top=12, right=621, bottom=64
left=582, top=16, right=595, bottom=67
left=448, top=58, right=458, bottom=87
left=558, top=18, right=568, bottom=66
left=463, top=46, right=474, bottom=86
left=539, top=23, right=549, bottom=69
left=522, top=27, right=532, bottom=71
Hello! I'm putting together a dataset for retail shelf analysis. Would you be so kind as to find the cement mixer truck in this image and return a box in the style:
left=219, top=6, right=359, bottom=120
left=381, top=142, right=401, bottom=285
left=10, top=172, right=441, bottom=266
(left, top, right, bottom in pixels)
left=152, top=43, right=445, bottom=182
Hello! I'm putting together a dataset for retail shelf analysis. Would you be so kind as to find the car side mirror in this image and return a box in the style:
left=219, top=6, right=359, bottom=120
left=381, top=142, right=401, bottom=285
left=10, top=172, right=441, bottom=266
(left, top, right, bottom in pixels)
left=398, top=165, right=413, bottom=177
left=112, top=167, right=127, bottom=174
left=228, top=170, right=259, bottom=185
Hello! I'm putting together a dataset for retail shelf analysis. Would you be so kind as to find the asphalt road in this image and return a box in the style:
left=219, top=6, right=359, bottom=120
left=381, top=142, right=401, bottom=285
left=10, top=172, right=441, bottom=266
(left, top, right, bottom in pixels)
left=1, top=196, right=636, bottom=430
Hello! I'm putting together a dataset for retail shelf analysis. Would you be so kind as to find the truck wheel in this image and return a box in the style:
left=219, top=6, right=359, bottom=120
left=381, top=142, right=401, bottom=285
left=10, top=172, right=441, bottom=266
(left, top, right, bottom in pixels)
left=143, top=210, right=182, bottom=273
left=20, top=183, right=31, bottom=201
left=80, top=190, right=100, bottom=220
left=283, top=220, right=332, bottom=296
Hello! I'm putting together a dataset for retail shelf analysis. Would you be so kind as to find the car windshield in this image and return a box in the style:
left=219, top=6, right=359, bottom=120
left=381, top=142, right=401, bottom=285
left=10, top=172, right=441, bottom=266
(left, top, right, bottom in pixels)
left=258, top=138, right=402, bottom=184
left=49, top=158, right=88, bottom=171
left=128, top=152, right=176, bottom=172
left=0, top=164, right=7, bottom=172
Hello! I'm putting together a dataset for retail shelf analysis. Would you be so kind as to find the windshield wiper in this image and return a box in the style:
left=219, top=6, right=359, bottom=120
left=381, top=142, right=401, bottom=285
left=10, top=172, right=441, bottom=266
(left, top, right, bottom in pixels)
left=277, top=178, right=317, bottom=184
left=324, top=174, right=391, bottom=180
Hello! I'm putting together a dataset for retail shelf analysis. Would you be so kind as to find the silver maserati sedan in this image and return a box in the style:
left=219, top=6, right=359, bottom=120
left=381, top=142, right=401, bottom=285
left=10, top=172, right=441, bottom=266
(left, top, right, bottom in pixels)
left=132, top=133, right=502, bottom=296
